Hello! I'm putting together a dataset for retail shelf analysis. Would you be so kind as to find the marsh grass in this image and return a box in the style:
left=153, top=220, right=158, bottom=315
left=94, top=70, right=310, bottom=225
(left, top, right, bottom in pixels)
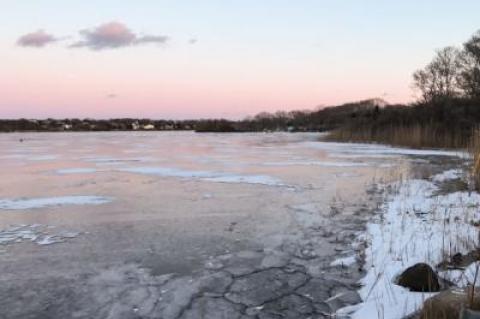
left=358, top=162, right=480, bottom=318
left=469, top=129, right=480, bottom=191
left=326, top=124, right=469, bottom=149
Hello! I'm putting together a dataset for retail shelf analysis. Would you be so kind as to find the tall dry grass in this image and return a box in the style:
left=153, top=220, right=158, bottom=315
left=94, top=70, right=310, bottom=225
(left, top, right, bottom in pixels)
left=469, top=128, right=480, bottom=191
left=326, top=124, right=469, bottom=149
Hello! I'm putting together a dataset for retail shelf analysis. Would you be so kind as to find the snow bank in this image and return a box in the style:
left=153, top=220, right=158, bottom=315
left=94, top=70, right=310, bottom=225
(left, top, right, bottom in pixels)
left=339, top=172, right=480, bottom=319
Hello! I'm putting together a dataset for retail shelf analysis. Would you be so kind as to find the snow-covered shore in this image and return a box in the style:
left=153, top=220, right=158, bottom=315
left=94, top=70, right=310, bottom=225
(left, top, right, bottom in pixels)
left=338, top=167, right=480, bottom=319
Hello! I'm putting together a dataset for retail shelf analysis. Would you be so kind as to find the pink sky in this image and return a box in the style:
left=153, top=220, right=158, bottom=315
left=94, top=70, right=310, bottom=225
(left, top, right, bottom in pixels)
left=2, top=1, right=479, bottom=119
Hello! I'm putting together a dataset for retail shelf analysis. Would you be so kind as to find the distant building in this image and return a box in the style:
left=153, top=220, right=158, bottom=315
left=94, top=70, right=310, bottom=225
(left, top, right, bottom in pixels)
left=143, top=124, right=155, bottom=130
left=132, top=122, right=140, bottom=130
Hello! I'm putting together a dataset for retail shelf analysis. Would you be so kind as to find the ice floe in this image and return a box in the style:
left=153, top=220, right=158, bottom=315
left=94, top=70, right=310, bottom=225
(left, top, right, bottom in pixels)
left=84, top=157, right=153, bottom=164
left=0, top=224, right=80, bottom=246
left=0, top=196, right=112, bottom=210
left=262, top=161, right=370, bottom=167
left=120, top=167, right=214, bottom=178
left=56, top=168, right=99, bottom=174
left=302, top=141, right=466, bottom=158
left=203, top=174, right=282, bottom=186
left=339, top=171, right=480, bottom=319
left=119, top=166, right=285, bottom=186
left=28, top=155, right=58, bottom=161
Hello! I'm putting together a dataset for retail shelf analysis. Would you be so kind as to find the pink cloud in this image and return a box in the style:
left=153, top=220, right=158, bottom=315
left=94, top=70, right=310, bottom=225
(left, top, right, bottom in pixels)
left=17, top=30, right=58, bottom=47
left=70, top=22, right=168, bottom=50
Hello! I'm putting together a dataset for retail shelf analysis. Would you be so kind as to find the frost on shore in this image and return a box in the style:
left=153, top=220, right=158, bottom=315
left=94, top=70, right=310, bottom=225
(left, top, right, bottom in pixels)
left=339, top=170, right=480, bottom=319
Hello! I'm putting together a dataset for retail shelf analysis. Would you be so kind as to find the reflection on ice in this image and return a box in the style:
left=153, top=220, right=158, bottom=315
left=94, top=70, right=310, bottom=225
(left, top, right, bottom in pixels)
left=0, top=196, right=112, bottom=210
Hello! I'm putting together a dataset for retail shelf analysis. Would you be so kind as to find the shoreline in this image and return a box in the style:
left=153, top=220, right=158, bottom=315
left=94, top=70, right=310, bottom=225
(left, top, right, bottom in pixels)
left=339, top=154, right=477, bottom=318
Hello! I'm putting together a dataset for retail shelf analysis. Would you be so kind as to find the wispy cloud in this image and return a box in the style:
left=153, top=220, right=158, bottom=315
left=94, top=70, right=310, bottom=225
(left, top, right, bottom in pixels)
left=70, top=22, right=169, bottom=50
left=17, top=30, right=58, bottom=47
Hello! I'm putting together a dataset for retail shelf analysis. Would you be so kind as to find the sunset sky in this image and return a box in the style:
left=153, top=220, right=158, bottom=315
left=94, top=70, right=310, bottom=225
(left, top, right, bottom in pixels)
left=2, top=1, right=480, bottom=119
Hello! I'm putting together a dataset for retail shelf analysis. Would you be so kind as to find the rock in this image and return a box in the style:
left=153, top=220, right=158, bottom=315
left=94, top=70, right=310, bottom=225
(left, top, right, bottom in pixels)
left=419, top=288, right=480, bottom=319
left=397, top=263, right=440, bottom=292
left=452, top=252, right=464, bottom=266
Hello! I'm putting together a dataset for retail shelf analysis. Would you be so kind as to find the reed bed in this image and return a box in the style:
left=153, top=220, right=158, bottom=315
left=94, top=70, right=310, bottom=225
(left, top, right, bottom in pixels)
left=469, top=128, right=480, bottom=191
left=326, top=124, right=470, bottom=150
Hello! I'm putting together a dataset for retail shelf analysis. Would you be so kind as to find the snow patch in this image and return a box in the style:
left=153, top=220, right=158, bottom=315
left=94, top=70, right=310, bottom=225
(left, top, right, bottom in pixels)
left=331, top=255, right=357, bottom=267
left=0, top=224, right=80, bottom=246
left=84, top=157, right=153, bottom=164
left=440, top=262, right=480, bottom=287
left=303, top=141, right=465, bottom=158
left=0, top=196, right=112, bottom=210
left=263, top=161, right=369, bottom=167
left=432, top=169, right=463, bottom=183
left=344, top=172, right=480, bottom=319
left=203, top=174, right=283, bottom=186
left=28, top=155, right=57, bottom=161
left=56, top=168, right=99, bottom=174
left=119, top=166, right=285, bottom=186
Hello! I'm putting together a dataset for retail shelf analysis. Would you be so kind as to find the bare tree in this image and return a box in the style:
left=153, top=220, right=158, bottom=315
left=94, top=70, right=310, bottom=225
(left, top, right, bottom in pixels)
left=413, top=68, right=435, bottom=103
left=413, top=46, right=460, bottom=102
left=457, top=30, right=480, bottom=98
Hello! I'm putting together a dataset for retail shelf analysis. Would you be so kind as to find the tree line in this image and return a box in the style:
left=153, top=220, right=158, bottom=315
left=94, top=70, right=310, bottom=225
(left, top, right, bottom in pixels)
left=413, top=31, right=480, bottom=102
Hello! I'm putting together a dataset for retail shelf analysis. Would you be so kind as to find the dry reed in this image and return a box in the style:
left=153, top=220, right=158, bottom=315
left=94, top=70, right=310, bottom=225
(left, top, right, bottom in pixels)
left=326, top=124, right=469, bottom=149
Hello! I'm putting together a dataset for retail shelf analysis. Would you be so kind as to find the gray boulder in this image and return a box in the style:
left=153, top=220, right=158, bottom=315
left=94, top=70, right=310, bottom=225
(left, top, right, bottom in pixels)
left=397, top=263, right=440, bottom=292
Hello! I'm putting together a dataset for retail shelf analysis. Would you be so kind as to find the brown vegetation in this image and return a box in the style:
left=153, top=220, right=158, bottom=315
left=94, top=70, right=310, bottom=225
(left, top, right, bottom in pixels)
left=326, top=124, right=468, bottom=149
left=326, top=29, right=480, bottom=150
left=469, top=129, right=480, bottom=190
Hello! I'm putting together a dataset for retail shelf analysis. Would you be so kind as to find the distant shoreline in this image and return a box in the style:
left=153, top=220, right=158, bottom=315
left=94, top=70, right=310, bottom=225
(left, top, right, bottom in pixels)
left=0, top=118, right=322, bottom=133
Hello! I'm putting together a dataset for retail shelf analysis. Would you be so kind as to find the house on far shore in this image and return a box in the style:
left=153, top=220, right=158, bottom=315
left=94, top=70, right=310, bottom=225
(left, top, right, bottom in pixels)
left=143, top=124, right=155, bottom=130
left=131, top=121, right=140, bottom=130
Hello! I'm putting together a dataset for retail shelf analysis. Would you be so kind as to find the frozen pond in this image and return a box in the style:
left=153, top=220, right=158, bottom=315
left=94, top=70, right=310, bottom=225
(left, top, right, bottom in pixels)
left=0, top=132, right=462, bottom=319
